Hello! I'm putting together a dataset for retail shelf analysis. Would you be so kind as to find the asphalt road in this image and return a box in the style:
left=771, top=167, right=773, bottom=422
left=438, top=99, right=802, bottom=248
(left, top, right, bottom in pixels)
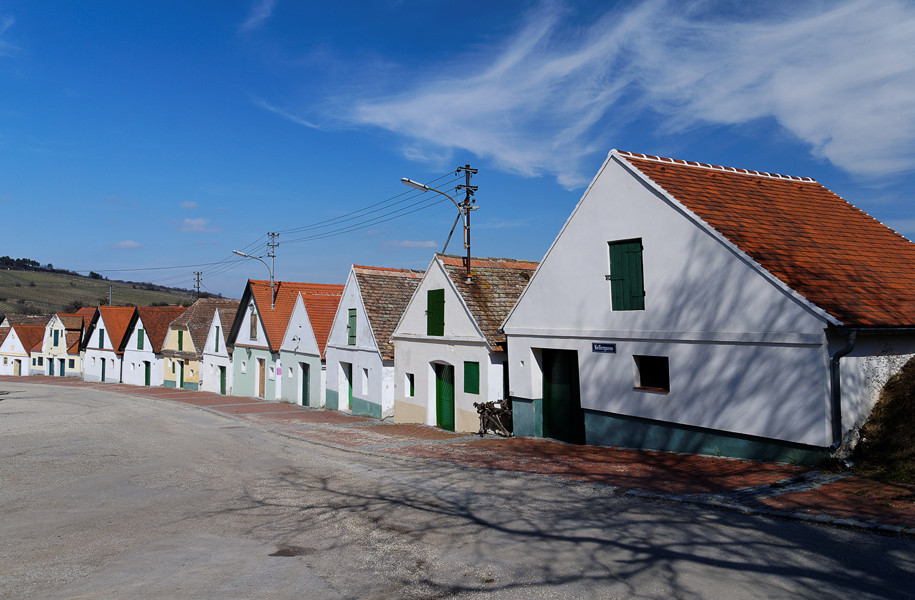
left=1, top=382, right=913, bottom=599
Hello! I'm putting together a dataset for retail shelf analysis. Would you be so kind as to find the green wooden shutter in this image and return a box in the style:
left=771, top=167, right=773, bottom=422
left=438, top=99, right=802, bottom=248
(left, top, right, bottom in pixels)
left=137, top=329, right=144, bottom=350
left=98, top=329, right=104, bottom=348
left=53, top=330, right=59, bottom=346
left=464, top=361, right=480, bottom=394
left=215, top=327, right=220, bottom=353
left=178, top=330, right=184, bottom=351
left=347, top=309, right=357, bottom=345
left=427, top=289, right=445, bottom=336
left=608, top=239, right=645, bottom=311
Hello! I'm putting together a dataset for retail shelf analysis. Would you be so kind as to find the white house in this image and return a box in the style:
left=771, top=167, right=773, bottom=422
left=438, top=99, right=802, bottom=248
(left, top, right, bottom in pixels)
left=36, top=313, right=85, bottom=377
left=0, top=324, right=45, bottom=376
left=228, top=280, right=342, bottom=403
left=502, top=149, right=915, bottom=463
left=122, top=306, right=188, bottom=387
left=83, top=306, right=137, bottom=383
left=201, top=304, right=240, bottom=395
left=392, top=254, right=537, bottom=432
left=325, top=265, right=423, bottom=419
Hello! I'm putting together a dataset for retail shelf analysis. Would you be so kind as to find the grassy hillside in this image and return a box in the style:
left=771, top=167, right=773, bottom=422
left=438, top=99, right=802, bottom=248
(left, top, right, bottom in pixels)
left=0, top=269, right=202, bottom=315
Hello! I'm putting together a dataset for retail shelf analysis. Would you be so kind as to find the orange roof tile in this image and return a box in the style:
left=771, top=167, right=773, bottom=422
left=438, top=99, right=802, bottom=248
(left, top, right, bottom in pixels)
left=166, top=298, right=240, bottom=359
left=96, top=306, right=137, bottom=354
left=617, top=151, right=915, bottom=328
left=438, top=254, right=538, bottom=351
left=352, top=265, right=424, bottom=360
left=247, top=280, right=344, bottom=356
left=12, top=324, right=46, bottom=353
left=135, top=306, right=189, bottom=353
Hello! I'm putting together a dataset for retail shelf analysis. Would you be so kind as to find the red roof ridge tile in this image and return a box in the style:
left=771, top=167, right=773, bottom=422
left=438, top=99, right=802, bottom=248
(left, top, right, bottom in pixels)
left=615, top=150, right=816, bottom=183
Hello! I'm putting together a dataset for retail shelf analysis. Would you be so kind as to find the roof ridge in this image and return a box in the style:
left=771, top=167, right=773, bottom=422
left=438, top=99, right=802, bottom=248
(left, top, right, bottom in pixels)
left=616, top=150, right=816, bottom=183
left=354, top=264, right=424, bottom=275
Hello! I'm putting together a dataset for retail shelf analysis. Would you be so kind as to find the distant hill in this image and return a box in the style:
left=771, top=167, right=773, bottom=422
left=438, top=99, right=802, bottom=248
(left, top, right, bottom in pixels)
left=0, top=267, right=220, bottom=316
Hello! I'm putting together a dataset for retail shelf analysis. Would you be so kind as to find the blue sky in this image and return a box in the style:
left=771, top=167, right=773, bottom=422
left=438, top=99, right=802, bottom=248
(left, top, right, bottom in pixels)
left=2, top=0, right=914, bottom=298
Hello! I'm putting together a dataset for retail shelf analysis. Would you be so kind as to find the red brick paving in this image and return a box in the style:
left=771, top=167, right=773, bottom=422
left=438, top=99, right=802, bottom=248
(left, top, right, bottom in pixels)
left=4, top=376, right=914, bottom=531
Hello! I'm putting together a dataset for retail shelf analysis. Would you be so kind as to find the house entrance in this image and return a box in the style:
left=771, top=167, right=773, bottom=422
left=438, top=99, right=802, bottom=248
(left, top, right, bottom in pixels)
left=542, top=349, right=585, bottom=444
left=49, top=359, right=54, bottom=376
left=219, top=366, right=227, bottom=395
left=342, top=363, right=353, bottom=409
left=59, top=358, right=66, bottom=376
left=144, top=361, right=151, bottom=386
left=101, top=358, right=106, bottom=382
left=14, top=360, right=20, bottom=376
left=257, top=358, right=266, bottom=398
left=300, top=363, right=309, bottom=406
left=434, top=363, right=455, bottom=431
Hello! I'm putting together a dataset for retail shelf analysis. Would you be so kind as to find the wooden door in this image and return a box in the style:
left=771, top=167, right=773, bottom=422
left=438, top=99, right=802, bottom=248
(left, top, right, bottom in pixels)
left=49, top=358, right=54, bottom=376
left=435, top=363, right=455, bottom=431
left=542, top=349, right=585, bottom=444
left=101, top=358, right=106, bottom=382
left=144, top=362, right=151, bottom=386
left=300, top=363, right=309, bottom=406
left=258, top=358, right=266, bottom=398
left=344, top=363, right=353, bottom=409
left=220, top=366, right=227, bottom=395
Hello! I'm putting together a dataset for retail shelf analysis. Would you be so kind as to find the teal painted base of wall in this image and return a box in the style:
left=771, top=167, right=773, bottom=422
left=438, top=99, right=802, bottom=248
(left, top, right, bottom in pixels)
left=583, top=410, right=828, bottom=465
left=512, top=397, right=827, bottom=465
left=164, top=380, right=176, bottom=388
left=511, top=397, right=542, bottom=437
left=326, top=389, right=339, bottom=411
left=351, top=397, right=382, bottom=419
left=182, top=382, right=199, bottom=391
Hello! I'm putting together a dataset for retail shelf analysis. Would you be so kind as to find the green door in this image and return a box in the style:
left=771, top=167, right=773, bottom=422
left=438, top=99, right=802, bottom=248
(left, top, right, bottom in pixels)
left=101, top=358, right=106, bottom=382
left=344, top=363, right=353, bottom=409
left=542, top=349, right=585, bottom=444
left=435, top=363, right=455, bottom=431
left=220, top=366, right=227, bottom=395
left=144, top=362, right=151, bottom=386
left=179, top=361, right=185, bottom=389
left=301, top=363, right=309, bottom=406
left=49, top=359, right=54, bottom=376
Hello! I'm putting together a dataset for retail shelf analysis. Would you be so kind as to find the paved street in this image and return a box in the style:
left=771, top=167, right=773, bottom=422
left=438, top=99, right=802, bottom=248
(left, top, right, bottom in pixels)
left=2, top=381, right=914, bottom=599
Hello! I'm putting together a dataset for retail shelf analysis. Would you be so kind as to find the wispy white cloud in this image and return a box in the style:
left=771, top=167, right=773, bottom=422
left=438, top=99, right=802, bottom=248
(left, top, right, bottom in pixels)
left=385, top=240, right=438, bottom=248
left=179, top=217, right=219, bottom=233
left=252, top=96, right=321, bottom=129
left=322, top=0, right=915, bottom=187
left=113, top=240, right=141, bottom=249
left=180, top=201, right=199, bottom=209
left=240, top=0, right=277, bottom=33
left=0, top=15, right=18, bottom=57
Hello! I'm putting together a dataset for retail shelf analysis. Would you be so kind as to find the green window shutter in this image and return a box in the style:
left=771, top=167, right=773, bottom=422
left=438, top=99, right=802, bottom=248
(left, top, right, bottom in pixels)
left=98, top=329, right=104, bottom=348
left=608, top=239, right=645, bottom=311
left=347, top=309, right=357, bottom=345
left=178, top=330, right=183, bottom=351
left=464, top=361, right=480, bottom=394
left=137, top=329, right=144, bottom=350
left=215, top=327, right=220, bottom=353
left=53, top=330, right=59, bottom=346
left=427, top=289, right=445, bottom=336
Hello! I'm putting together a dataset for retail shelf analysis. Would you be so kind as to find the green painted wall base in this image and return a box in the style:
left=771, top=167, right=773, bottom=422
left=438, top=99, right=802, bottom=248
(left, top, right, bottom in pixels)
left=164, top=380, right=176, bottom=388
left=512, top=397, right=827, bottom=465
left=511, top=397, right=542, bottom=437
left=326, top=389, right=339, bottom=411
left=182, top=382, right=199, bottom=391
left=583, top=409, right=828, bottom=465
left=351, top=397, right=381, bottom=419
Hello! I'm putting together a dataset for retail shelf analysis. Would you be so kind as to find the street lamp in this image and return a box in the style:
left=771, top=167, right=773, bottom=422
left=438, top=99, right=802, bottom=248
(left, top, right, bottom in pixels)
left=401, top=176, right=478, bottom=281
left=233, top=250, right=275, bottom=310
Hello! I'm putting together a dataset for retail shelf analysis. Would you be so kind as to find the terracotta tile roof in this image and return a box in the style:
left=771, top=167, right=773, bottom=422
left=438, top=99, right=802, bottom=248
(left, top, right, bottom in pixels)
left=135, top=306, right=189, bottom=353
left=96, top=306, right=137, bottom=354
left=438, top=254, right=538, bottom=351
left=166, top=298, right=240, bottom=359
left=215, top=305, right=239, bottom=356
left=247, top=280, right=344, bottom=357
left=12, top=324, right=46, bottom=353
left=353, top=265, right=424, bottom=360
left=616, top=151, right=915, bottom=327
left=57, top=313, right=88, bottom=355
left=4, top=314, right=53, bottom=326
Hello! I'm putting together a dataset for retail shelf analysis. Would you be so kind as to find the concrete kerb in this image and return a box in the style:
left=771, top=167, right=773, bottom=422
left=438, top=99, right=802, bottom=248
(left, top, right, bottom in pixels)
left=3, top=377, right=913, bottom=537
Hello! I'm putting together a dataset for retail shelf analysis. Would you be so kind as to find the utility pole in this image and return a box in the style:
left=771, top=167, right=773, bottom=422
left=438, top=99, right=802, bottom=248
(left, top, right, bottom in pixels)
left=455, top=164, right=478, bottom=281
left=108, top=286, right=112, bottom=306
left=267, top=232, right=279, bottom=308
left=194, top=272, right=202, bottom=299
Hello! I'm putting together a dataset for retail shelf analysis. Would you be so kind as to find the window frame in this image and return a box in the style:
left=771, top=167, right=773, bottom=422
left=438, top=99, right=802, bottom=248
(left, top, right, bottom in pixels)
left=633, top=355, right=670, bottom=393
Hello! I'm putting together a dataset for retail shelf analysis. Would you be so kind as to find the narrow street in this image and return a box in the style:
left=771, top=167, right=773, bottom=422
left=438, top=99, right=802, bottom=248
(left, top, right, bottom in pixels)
left=1, top=382, right=913, bottom=599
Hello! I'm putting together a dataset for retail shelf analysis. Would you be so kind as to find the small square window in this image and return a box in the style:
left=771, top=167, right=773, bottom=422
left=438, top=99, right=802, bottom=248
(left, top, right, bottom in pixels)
left=38, top=357, right=43, bottom=366
left=406, top=373, right=415, bottom=397
left=69, top=359, right=75, bottom=368
left=634, top=355, right=669, bottom=393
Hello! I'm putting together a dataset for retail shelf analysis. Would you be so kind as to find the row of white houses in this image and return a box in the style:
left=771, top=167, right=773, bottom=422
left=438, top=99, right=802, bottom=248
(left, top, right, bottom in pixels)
left=5, top=149, right=915, bottom=464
